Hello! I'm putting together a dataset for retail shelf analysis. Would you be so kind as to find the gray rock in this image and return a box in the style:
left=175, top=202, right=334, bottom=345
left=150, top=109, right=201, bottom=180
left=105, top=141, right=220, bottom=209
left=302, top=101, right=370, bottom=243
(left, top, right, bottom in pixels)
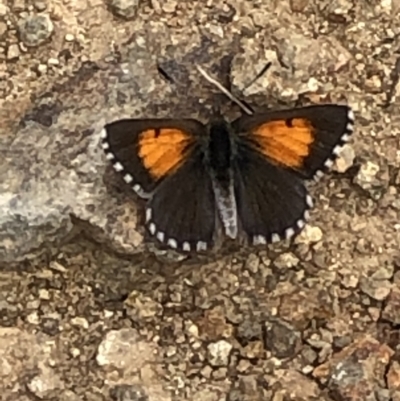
left=264, top=319, right=302, bottom=359
left=0, top=36, right=230, bottom=263
left=18, top=14, right=54, bottom=47
left=333, top=335, right=352, bottom=350
left=237, top=318, right=262, bottom=344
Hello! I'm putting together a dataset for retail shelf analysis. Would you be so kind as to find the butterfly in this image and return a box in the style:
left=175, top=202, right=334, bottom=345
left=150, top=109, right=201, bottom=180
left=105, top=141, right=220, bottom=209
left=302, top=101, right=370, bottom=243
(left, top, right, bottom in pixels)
left=100, top=104, right=354, bottom=252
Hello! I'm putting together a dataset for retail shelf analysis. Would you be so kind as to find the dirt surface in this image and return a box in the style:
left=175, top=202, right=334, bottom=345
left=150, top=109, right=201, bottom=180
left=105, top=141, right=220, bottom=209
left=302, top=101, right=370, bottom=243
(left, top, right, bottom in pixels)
left=1, top=0, right=400, bottom=400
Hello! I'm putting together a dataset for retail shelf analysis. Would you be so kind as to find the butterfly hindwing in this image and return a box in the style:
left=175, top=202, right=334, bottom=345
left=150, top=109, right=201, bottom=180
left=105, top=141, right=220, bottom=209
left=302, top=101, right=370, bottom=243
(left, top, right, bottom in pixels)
left=101, top=119, right=206, bottom=198
left=233, top=144, right=313, bottom=245
left=145, top=149, right=216, bottom=252
left=232, top=104, right=354, bottom=180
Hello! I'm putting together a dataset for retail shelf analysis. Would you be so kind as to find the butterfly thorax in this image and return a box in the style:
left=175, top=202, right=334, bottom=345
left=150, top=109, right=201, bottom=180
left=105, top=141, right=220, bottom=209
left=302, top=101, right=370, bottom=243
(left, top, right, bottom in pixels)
left=207, top=120, right=234, bottom=183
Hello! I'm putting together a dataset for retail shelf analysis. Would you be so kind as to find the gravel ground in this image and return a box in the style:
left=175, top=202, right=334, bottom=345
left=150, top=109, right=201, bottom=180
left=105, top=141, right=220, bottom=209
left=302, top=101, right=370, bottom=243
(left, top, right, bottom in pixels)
left=1, top=0, right=400, bottom=400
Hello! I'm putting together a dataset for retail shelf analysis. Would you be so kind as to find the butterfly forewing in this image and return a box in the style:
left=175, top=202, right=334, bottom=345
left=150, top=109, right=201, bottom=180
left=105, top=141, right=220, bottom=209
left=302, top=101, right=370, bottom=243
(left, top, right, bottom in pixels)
left=101, top=119, right=205, bottom=197
left=232, top=104, right=354, bottom=180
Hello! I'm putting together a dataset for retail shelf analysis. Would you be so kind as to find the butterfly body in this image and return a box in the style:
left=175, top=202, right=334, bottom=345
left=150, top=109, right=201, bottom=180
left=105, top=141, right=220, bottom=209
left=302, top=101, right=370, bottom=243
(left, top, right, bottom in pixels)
left=101, top=104, right=354, bottom=252
left=206, top=120, right=240, bottom=241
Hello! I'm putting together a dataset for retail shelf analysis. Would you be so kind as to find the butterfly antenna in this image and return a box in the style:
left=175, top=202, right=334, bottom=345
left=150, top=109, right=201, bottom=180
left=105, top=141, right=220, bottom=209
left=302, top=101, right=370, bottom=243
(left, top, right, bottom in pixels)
left=157, top=63, right=175, bottom=84
left=241, top=62, right=272, bottom=92
left=196, top=65, right=254, bottom=115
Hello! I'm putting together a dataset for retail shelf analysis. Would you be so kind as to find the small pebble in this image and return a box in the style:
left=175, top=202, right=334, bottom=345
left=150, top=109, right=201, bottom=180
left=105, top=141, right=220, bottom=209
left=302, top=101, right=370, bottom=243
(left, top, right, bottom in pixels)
left=0, top=4, right=8, bottom=16
left=354, top=161, right=380, bottom=191
left=12, top=0, right=25, bottom=11
left=70, top=317, right=89, bottom=329
left=207, top=340, right=232, bottom=367
left=108, top=0, right=140, bottom=20
left=355, top=159, right=388, bottom=200
left=0, top=21, right=7, bottom=37
left=290, top=0, right=309, bottom=12
left=295, top=225, right=323, bottom=245
left=34, top=1, right=47, bottom=11
left=360, top=277, right=392, bottom=301
left=38, top=289, right=50, bottom=300
left=27, top=311, right=40, bottom=325
left=274, top=252, right=300, bottom=269
left=65, top=33, right=74, bottom=42
left=162, top=0, right=177, bottom=13
left=47, top=57, right=59, bottom=66
left=334, top=144, right=355, bottom=173
left=6, top=44, right=20, bottom=60
left=37, top=64, right=48, bottom=74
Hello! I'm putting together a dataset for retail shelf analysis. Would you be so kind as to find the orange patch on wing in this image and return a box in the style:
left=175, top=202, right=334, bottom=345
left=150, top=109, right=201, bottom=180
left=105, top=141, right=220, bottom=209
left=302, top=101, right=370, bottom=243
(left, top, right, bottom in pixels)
left=138, top=128, right=192, bottom=179
left=252, top=118, right=315, bottom=168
